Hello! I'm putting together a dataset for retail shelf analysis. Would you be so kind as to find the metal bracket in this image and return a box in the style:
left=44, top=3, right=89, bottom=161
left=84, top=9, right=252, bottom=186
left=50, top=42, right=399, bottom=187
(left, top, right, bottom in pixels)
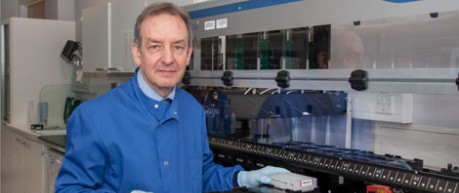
left=348, top=69, right=368, bottom=91
left=221, top=71, right=234, bottom=86
left=275, top=70, right=290, bottom=88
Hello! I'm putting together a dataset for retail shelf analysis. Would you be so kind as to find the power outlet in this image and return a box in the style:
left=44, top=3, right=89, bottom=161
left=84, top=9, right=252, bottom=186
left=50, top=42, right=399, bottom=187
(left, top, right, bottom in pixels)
left=376, top=94, right=392, bottom=114
left=352, top=93, right=412, bottom=123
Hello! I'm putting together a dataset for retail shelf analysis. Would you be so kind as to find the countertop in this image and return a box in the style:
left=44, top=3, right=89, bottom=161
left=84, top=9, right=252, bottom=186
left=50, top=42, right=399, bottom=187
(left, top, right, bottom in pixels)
left=3, top=123, right=67, bottom=152
left=38, top=135, right=66, bottom=153
left=4, top=123, right=66, bottom=137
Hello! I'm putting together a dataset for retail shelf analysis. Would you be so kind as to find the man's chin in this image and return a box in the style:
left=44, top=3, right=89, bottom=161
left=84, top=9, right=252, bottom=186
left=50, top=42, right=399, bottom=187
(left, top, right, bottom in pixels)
left=157, top=82, right=178, bottom=89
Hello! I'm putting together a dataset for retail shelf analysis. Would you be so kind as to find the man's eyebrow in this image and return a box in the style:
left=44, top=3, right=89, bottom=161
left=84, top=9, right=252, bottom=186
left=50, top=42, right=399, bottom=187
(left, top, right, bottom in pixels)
left=145, top=38, right=161, bottom=43
left=172, top=40, right=187, bottom=44
left=144, top=38, right=186, bottom=45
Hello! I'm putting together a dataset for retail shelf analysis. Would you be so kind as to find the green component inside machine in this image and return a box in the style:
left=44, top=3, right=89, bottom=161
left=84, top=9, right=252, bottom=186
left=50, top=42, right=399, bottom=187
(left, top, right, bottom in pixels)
left=260, top=39, right=269, bottom=69
left=236, top=38, right=244, bottom=69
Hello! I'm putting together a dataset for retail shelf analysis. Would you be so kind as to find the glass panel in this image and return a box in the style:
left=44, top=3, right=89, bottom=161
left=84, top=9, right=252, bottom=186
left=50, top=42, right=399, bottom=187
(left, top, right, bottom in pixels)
left=225, top=34, right=241, bottom=70
left=187, top=8, right=459, bottom=192
left=185, top=87, right=347, bottom=141
left=185, top=85, right=459, bottom=179
left=200, top=36, right=224, bottom=70
left=263, top=30, right=284, bottom=70
left=200, top=37, right=214, bottom=70
left=39, top=84, right=75, bottom=129
left=330, top=11, right=459, bottom=69
left=287, top=27, right=309, bottom=69
left=309, top=25, right=331, bottom=69
left=242, top=32, right=261, bottom=70
left=224, top=28, right=311, bottom=70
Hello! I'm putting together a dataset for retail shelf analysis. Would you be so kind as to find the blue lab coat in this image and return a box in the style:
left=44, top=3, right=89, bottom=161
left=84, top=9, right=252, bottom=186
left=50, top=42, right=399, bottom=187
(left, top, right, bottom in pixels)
left=55, top=73, right=243, bottom=193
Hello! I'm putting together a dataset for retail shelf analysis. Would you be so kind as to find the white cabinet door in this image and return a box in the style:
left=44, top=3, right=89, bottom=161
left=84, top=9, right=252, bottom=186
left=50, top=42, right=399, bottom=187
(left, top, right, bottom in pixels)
left=1, top=128, right=12, bottom=193
left=44, top=149, right=63, bottom=193
left=83, top=0, right=151, bottom=73
left=1, top=128, right=44, bottom=193
left=111, top=0, right=148, bottom=72
left=23, top=137, right=44, bottom=193
left=82, top=2, right=112, bottom=72
left=10, top=133, right=26, bottom=193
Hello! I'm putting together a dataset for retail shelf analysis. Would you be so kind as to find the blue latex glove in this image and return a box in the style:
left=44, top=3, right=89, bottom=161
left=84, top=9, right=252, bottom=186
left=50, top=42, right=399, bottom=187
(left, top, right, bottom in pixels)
left=237, top=166, right=290, bottom=188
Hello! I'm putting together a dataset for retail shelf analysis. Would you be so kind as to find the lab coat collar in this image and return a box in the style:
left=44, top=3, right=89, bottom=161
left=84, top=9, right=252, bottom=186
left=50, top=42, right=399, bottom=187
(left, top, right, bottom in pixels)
left=131, top=70, right=180, bottom=123
left=136, top=68, right=176, bottom=102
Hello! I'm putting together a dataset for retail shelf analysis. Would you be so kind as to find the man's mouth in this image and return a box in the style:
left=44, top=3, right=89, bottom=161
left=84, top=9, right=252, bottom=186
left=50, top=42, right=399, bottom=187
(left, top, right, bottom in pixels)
left=158, top=70, right=176, bottom=75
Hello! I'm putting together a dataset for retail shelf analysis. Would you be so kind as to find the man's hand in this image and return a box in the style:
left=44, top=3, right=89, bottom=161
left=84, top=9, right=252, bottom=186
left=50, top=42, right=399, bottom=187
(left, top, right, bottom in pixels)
left=237, top=166, right=290, bottom=188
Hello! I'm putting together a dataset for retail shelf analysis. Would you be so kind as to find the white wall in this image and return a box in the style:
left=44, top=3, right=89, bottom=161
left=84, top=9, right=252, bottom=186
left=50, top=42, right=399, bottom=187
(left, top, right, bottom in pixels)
left=1, top=0, right=74, bottom=21
left=45, top=0, right=58, bottom=19
left=45, top=0, right=75, bottom=21
left=57, top=0, right=74, bottom=21
left=1, top=0, right=20, bottom=20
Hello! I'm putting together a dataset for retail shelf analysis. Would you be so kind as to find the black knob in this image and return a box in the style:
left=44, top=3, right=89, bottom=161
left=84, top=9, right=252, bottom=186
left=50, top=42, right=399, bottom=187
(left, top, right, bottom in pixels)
left=221, top=71, right=234, bottom=87
left=275, top=70, right=290, bottom=88
left=348, top=69, right=368, bottom=91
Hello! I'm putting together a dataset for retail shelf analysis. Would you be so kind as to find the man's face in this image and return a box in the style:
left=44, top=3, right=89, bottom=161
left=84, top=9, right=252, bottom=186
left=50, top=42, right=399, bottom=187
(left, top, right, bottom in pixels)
left=132, top=13, right=192, bottom=96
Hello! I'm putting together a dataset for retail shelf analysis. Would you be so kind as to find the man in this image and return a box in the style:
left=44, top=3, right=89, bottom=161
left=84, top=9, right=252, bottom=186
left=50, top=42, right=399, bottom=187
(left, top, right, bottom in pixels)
left=55, top=2, right=288, bottom=193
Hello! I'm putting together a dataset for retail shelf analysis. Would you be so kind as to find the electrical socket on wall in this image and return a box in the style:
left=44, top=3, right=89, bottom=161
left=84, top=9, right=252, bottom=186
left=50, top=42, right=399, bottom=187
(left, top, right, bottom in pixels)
left=351, top=93, right=413, bottom=123
left=376, top=94, right=392, bottom=114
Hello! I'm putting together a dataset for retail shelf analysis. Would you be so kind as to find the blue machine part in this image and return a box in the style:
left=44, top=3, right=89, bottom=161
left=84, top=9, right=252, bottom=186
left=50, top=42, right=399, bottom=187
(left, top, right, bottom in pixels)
left=204, top=91, right=233, bottom=136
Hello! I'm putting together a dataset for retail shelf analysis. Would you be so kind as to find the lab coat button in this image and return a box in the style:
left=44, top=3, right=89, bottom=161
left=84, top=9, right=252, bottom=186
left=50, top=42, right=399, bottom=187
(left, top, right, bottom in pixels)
left=173, top=112, right=177, bottom=115
left=163, top=161, right=169, bottom=166
left=154, top=104, right=159, bottom=109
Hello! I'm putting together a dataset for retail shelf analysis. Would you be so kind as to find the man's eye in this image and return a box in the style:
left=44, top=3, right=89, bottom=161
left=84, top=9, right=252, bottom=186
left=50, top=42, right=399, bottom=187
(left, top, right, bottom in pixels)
left=149, top=45, right=161, bottom=50
left=173, top=45, right=186, bottom=52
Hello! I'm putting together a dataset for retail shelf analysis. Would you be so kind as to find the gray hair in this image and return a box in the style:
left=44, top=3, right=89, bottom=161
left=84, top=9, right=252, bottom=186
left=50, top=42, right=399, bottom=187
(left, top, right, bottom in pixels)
left=133, top=2, right=192, bottom=49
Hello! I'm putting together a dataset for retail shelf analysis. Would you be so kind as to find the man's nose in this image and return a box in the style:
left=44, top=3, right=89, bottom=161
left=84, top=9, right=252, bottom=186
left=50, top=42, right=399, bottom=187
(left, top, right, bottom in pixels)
left=160, top=46, right=174, bottom=64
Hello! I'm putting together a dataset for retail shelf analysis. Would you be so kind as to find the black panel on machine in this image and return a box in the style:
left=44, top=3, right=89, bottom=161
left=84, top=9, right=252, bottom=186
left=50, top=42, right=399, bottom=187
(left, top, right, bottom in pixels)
left=209, top=136, right=459, bottom=193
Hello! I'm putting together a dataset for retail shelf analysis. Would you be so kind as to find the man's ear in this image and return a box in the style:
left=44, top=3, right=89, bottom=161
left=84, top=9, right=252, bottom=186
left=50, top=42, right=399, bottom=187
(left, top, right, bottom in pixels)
left=131, top=43, right=142, bottom=67
left=186, top=45, right=193, bottom=66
